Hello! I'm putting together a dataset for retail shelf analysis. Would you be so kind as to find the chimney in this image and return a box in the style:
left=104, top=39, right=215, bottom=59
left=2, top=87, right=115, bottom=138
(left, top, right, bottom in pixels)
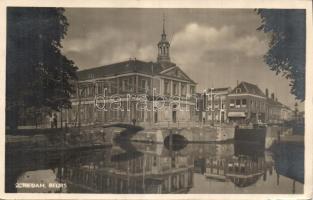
left=271, top=93, right=275, bottom=100
left=265, top=88, right=269, bottom=98
left=236, top=80, right=239, bottom=86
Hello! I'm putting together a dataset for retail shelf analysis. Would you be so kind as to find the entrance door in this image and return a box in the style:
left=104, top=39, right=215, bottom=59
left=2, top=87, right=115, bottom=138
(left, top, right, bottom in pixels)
left=172, top=105, right=177, bottom=123
left=154, top=110, right=158, bottom=123
left=172, top=111, right=176, bottom=123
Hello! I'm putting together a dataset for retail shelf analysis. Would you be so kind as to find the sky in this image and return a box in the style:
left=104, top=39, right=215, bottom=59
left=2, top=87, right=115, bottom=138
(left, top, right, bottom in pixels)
left=61, top=8, right=304, bottom=110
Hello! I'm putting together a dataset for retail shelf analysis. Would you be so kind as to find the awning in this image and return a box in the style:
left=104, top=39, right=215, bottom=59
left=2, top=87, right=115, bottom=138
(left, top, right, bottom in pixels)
left=228, top=112, right=246, bottom=117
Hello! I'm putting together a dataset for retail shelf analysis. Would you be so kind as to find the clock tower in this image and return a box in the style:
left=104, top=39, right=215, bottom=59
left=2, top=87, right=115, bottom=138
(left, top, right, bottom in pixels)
left=157, top=16, right=171, bottom=63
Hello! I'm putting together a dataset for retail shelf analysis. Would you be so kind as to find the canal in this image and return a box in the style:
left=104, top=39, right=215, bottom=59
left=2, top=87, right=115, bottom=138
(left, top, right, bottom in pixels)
left=6, top=140, right=303, bottom=194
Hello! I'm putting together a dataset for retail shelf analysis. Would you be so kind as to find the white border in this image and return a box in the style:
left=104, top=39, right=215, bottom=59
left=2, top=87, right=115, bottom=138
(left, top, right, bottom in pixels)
left=0, top=0, right=312, bottom=199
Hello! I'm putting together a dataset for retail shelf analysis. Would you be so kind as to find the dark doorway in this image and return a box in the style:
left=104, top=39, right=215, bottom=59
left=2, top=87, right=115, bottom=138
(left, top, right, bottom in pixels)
left=154, top=109, right=158, bottom=123
left=172, top=105, right=177, bottom=123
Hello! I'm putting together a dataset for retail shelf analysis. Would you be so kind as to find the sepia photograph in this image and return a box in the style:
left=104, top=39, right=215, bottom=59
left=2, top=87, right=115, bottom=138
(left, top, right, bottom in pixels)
left=2, top=0, right=312, bottom=199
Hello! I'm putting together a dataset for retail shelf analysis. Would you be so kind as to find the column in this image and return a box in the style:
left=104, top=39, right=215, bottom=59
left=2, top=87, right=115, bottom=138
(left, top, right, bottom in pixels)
left=170, top=80, right=173, bottom=96
left=160, top=79, right=163, bottom=95
left=136, top=75, right=138, bottom=93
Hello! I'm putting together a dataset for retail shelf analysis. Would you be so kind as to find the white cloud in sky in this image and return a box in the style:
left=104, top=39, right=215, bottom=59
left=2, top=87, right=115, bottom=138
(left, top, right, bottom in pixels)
left=62, top=27, right=156, bottom=66
left=171, top=23, right=267, bottom=62
left=62, top=22, right=267, bottom=70
left=167, top=23, right=269, bottom=91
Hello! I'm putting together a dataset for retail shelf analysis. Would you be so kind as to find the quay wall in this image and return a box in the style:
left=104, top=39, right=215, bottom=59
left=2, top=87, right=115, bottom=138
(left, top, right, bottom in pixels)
left=234, top=126, right=293, bottom=149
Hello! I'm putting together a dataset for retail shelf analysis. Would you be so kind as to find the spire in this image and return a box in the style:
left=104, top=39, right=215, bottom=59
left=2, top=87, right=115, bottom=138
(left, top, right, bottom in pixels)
left=161, top=13, right=167, bottom=41
left=162, top=13, right=165, bottom=35
left=157, top=14, right=171, bottom=64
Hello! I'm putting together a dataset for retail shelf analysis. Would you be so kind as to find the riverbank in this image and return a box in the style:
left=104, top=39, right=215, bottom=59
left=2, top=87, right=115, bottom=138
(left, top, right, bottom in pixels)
left=6, top=123, right=304, bottom=153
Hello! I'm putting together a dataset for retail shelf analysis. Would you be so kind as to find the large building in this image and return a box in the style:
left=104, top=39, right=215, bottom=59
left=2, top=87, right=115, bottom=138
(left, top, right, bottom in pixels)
left=65, top=20, right=197, bottom=127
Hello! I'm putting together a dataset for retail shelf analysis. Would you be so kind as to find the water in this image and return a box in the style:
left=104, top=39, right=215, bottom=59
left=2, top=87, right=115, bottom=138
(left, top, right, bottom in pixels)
left=6, top=141, right=303, bottom=194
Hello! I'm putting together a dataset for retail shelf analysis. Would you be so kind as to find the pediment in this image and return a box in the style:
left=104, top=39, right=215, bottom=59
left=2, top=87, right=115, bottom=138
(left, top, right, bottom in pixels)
left=160, top=67, right=194, bottom=82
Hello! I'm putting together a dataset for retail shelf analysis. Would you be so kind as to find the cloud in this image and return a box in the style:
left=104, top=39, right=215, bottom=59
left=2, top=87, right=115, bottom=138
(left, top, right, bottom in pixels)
left=171, top=23, right=267, bottom=61
left=62, top=27, right=156, bottom=68
left=168, top=23, right=269, bottom=91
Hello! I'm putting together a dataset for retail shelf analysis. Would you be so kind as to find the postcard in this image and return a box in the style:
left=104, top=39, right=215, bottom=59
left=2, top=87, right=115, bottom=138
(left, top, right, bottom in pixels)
left=1, top=0, right=312, bottom=199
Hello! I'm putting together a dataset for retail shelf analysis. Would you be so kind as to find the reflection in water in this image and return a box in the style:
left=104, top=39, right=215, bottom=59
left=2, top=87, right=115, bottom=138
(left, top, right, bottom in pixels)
left=60, top=143, right=194, bottom=193
left=6, top=139, right=303, bottom=194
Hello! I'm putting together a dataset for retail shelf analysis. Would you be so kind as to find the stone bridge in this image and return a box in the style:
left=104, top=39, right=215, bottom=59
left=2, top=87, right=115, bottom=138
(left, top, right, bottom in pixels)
left=103, top=124, right=235, bottom=144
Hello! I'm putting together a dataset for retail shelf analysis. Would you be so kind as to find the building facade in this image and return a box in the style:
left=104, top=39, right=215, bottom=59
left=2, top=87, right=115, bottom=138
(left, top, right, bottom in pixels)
left=65, top=20, right=197, bottom=127
left=227, top=81, right=267, bottom=124
left=205, top=87, right=231, bottom=124
left=266, top=92, right=293, bottom=124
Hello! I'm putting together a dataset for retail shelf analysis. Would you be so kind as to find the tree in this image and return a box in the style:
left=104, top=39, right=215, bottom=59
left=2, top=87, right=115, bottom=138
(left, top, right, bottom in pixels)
left=6, top=7, right=78, bottom=129
left=256, top=9, right=305, bottom=101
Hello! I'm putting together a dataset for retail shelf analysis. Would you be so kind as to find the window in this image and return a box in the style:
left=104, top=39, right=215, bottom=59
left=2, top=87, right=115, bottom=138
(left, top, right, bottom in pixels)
left=164, top=80, right=170, bottom=95
left=128, top=77, right=134, bottom=92
left=122, top=79, right=128, bottom=92
left=208, top=99, right=212, bottom=109
left=214, top=103, right=219, bottom=109
left=242, top=99, right=247, bottom=107
left=140, top=79, right=147, bottom=92
left=235, top=99, right=241, bottom=108
left=85, top=85, right=94, bottom=97
left=111, top=81, right=117, bottom=94
left=173, top=82, right=178, bottom=95
left=190, top=86, right=195, bottom=95
left=97, top=82, right=103, bottom=94
left=88, top=73, right=94, bottom=79
left=236, top=88, right=241, bottom=93
left=181, top=83, right=187, bottom=96
left=230, top=99, right=235, bottom=108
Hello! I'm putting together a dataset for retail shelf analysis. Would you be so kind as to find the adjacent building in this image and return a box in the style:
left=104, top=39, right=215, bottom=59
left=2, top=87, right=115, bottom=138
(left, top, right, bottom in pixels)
left=227, top=81, right=267, bottom=124
left=196, top=82, right=293, bottom=125
left=266, top=93, right=283, bottom=124
left=205, top=87, right=231, bottom=124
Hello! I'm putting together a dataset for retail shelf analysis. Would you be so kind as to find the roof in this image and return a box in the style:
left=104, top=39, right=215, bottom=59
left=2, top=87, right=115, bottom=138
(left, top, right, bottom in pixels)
left=77, top=59, right=165, bottom=81
left=230, top=81, right=266, bottom=97
left=206, top=87, right=231, bottom=93
left=267, top=98, right=283, bottom=107
left=77, top=59, right=196, bottom=84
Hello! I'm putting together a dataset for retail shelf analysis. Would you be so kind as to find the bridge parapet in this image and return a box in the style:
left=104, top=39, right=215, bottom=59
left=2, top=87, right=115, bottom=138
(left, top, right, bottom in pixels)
left=129, top=126, right=235, bottom=143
